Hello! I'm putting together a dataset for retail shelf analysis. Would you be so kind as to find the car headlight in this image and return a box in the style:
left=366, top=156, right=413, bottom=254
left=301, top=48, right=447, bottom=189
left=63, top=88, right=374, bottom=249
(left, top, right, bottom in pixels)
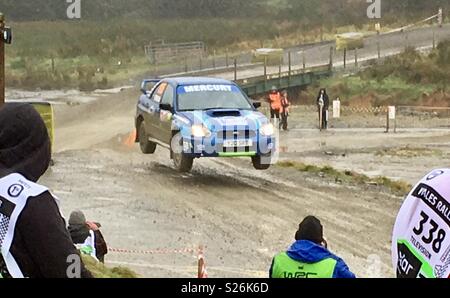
left=191, top=125, right=211, bottom=138
left=260, top=123, right=274, bottom=136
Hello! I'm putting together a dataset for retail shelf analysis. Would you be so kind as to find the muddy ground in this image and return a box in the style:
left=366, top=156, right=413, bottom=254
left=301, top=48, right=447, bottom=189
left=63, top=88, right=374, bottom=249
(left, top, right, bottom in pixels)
left=33, top=88, right=450, bottom=278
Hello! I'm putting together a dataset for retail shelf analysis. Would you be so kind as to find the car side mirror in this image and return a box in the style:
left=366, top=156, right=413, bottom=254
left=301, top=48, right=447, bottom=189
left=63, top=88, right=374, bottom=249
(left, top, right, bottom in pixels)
left=160, top=103, right=173, bottom=112
left=140, top=88, right=147, bottom=95
left=253, top=102, right=262, bottom=109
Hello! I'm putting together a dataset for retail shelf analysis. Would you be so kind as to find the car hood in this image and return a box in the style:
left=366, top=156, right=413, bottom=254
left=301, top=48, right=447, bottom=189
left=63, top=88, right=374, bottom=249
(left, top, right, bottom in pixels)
left=176, top=109, right=269, bottom=131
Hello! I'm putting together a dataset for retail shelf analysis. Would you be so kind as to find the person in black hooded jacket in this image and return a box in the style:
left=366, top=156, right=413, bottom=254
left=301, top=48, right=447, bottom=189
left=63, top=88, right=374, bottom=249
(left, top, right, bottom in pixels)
left=0, top=103, right=92, bottom=278
left=68, top=210, right=108, bottom=263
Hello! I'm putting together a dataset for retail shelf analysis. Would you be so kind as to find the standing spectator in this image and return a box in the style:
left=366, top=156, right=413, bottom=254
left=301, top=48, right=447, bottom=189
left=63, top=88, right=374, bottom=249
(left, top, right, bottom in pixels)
left=268, top=86, right=282, bottom=124
left=280, top=90, right=290, bottom=131
left=316, top=89, right=330, bottom=130
left=0, top=103, right=92, bottom=278
left=270, top=216, right=355, bottom=278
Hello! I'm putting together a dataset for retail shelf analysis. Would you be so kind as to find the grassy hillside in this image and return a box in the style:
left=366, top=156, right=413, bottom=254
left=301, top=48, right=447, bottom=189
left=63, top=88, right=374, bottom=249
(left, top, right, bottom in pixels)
left=302, top=42, right=450, bottom=107
left=2, top=0, right=449, bottom=90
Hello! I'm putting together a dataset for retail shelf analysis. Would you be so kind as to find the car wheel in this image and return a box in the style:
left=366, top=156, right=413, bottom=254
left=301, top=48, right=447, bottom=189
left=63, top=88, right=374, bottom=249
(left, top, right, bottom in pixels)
left=171, top=132, right=194, bottom=173
left=252, top=154, right=271, bottom=170
left=139, top=122, right=157, bottom=154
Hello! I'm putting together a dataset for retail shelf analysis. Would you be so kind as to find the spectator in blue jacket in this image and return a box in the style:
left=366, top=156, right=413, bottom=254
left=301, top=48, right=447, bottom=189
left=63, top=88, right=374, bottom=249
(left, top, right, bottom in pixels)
left=270, top=216, right=356, bottom=278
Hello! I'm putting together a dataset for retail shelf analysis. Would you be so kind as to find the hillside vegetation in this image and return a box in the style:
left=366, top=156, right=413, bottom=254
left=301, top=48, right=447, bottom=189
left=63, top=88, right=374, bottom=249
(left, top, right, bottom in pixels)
left=2, top=0, right=449, bottom=90
left=304, top=42, right=450, bottom=107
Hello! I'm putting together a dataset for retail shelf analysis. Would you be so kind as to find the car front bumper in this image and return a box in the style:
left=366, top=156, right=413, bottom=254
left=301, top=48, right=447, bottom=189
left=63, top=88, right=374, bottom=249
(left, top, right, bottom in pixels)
left=180, top=133, right=275, bottom=158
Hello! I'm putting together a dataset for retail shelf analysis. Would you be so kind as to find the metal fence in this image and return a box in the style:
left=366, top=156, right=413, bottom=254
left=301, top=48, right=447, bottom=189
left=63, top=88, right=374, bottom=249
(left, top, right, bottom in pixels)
left=257, top=105, right=450, bottom=130
left=144, top=41, right=206, bottom=65
left=143, top=23, right=450, bottom=83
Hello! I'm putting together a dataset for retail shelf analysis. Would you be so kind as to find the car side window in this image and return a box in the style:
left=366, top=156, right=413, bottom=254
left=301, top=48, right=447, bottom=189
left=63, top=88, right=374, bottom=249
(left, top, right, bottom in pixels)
left=161, top=85, right=174, bottom=107
left=151, top=83, right=167, bottom=103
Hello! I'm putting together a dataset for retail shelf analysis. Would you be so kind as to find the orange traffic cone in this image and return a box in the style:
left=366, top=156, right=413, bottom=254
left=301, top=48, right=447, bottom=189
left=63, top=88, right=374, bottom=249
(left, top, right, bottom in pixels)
left=123, top=129, right=137, bottom=148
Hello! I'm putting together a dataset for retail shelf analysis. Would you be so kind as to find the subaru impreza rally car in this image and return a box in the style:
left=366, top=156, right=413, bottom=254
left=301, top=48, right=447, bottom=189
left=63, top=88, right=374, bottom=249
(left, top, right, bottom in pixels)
left=135, top=77, right=276, bottom=172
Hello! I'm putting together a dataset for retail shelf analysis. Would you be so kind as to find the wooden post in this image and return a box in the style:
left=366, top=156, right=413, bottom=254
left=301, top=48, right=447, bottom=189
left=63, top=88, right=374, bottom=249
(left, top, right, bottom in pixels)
left=329, top=46, right=333, bottom=70
left=199, top=57, right=202, bottom=70
left=234, top=58, right=237, bottom=81
left=355, top=48, right=358, bottom=67
left=433, top=30, right=436, bottom=50
left=184, top=56, right=188, bottom=73
left=288, top=52, right=291, bottom=86
left=405, top=31, right=409, bottom=50
left=302, top=51, right=306, bottom=70
left=386, top=108, right=389, bottom=133
left=278, top=57, right=282, bottom=88
left=343, top=48, right=347, bottom=69
left=51, top=57, right=55, bottom=74
left=377, top=41, right=381, bottom=59
left=264, top=56, right=267, bottom=79
left=213, top=50, right=216, bottom=69
left=0, top=13, right=4, bottom=107
left=226, top=48, right=229, bottom=68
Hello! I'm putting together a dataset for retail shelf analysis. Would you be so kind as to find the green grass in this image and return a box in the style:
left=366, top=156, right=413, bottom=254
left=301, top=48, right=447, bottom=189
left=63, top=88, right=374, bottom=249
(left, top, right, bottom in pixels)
left=3, top=17, right=403, bottom=90
left=277, top=160, right=412, bottom=196
left=375, top=146, right=443, bottom=158
left=82, top=255, right=139, bottom=278
left=316, top=75, right=436, bottom=107
left=305, top=43, right=450, bottom=107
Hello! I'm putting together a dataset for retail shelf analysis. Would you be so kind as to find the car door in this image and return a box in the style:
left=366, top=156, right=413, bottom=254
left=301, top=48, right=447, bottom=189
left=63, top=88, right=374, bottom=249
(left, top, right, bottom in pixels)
left=145, top=82, right=167, bottom=141
left=158, top=84, right=175, bottom=145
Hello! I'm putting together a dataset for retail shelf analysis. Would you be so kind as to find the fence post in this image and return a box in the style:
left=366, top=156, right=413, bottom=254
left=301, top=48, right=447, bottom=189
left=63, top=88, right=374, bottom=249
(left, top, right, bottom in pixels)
left=264, top=56, right=267, bottom=78
left=386, top=107, right=390, bottom=133
left=329, top=46, right=333, bottom=70
left=234, top=58, right=237, bottom=81
left=343, top=48, right=347, bottom=69
left=278, top=57, right=282, bottom=88
left=355, top=48, right=358, bottom=67
left=51, top=57, right=55, bottom=74
left=433, top=30, right=436, bottom=49
left=302, top=51, right=306, bottom=70
left=288, top=51, right=292, bottom=86
left=184, top=56, right=188, bottom=73
left=213, top=50, right=216, bottom=69
left=377, top=33, right=381, bottom=59
left=226, top=48, right=229, bottom=68
left=405, top=31, right=409, bottom=50
left=199, top=57, right=202, bottom=70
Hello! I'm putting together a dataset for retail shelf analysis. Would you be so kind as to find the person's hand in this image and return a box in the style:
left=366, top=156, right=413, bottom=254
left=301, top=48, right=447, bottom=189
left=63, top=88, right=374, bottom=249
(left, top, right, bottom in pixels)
left=86, top=221, right=100, bottom=231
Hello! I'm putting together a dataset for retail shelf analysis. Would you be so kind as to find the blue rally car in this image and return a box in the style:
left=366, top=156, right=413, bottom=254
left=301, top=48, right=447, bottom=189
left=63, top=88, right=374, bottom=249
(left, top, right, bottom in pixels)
left=135, top=77, right=276, bottom=172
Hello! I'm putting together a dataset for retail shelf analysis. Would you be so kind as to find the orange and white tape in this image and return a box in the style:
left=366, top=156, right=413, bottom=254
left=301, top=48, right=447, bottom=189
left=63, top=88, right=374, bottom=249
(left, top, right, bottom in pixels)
left=108, top=247, right=198, bottom=255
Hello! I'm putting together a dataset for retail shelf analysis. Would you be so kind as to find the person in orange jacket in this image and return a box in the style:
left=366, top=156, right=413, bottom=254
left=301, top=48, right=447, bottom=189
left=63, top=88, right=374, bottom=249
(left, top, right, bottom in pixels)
left=268, top=86, right=282, bottom=122
left=280, top=90, right=290, bottom=131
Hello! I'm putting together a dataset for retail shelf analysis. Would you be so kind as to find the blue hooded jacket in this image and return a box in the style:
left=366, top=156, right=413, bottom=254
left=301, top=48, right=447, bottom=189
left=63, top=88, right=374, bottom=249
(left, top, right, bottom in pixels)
left=271, top=240, right=356, bottom=278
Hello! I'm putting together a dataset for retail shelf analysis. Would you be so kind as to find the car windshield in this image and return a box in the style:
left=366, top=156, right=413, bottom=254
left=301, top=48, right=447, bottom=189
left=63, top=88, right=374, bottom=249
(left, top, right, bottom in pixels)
left=177, top=84, right=253, bottom=111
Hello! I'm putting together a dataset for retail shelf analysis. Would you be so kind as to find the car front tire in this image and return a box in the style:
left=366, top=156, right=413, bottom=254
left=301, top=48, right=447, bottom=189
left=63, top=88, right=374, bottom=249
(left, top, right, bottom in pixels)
left=252, top=154, right=271, bottom=170
left=171, top=132, right=194, bottom=173
left=139, top=122, right=157, bottom=154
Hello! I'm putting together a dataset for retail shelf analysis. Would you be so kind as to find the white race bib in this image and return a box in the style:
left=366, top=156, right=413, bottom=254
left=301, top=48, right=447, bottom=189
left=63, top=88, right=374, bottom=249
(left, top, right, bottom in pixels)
left=392, top=169, right=450, bottom=278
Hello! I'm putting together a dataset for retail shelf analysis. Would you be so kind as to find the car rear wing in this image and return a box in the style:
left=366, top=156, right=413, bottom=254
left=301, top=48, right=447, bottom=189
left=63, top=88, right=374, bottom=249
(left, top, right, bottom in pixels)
left=140, top=79, right=161, bottom=95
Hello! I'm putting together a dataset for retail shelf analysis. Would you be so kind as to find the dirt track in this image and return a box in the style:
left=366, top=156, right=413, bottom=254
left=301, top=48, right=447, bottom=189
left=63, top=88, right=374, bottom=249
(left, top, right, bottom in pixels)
left=37, top=88, right=450, bottom=278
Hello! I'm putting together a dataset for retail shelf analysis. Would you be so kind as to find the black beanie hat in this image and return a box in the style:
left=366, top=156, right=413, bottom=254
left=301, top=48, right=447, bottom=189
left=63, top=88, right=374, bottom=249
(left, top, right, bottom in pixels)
left=295, top=216, right=324, bottom=244
left=0, top=103, right=51, bottom=182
